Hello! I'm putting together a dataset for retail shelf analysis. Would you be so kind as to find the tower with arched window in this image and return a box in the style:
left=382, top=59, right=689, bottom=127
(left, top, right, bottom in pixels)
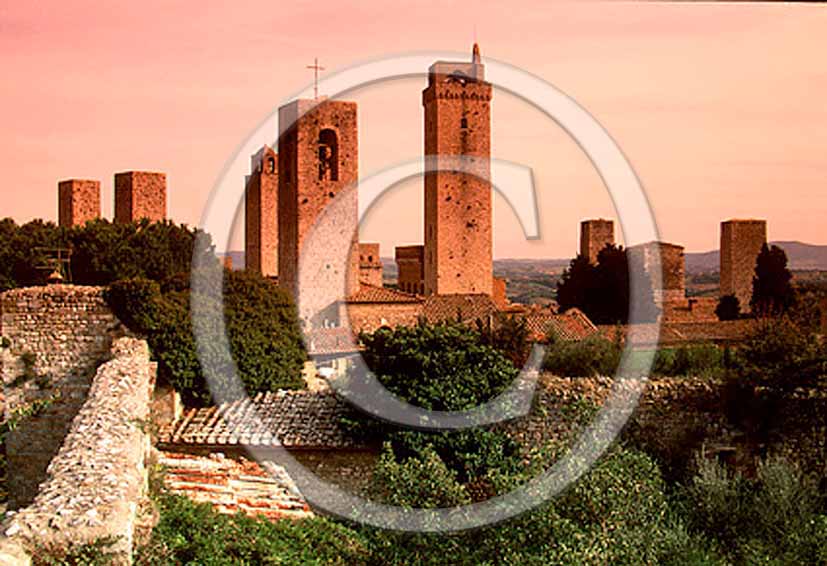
left=277, top=98, right=360, bottom=309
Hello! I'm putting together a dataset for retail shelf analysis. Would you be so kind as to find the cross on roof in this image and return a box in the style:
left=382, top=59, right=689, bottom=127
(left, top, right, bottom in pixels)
left=306, top=57, right=325, bottom=100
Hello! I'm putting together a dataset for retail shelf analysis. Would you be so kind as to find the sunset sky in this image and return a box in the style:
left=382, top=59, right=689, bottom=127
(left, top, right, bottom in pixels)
left=1, top=1, right=825, bottom=259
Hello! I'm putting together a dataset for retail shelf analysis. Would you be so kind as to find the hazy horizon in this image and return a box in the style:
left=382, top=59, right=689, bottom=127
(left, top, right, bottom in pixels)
left=2, top=1, right=825, bottom=258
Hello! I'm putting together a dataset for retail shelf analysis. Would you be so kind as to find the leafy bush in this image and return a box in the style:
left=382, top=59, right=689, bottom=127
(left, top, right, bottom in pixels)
left=33, top=537, right=121, bottom=566
left=541, top=334, right=621, bottom=377
left=681, top=455, right=827, bottom=564
left=359, top=322, right=519, bottom=412
left=652, top=344, right=724, bottom=378
left=136, top=493, right=370, bottom=565
left=714, top=294, right=741, bottom=321
left=105, top=271, right=306, bottom=405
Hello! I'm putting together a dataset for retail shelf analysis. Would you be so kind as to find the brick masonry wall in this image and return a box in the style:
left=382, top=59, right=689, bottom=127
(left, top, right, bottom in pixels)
left=628, top=241, right=686, bottom=304
left=720, top=219, right=767, bottom=310
left=395, top=245, right=424, bottom=294
left=1, top=337, right=155, bottom=565
left=1, top=285, right=119, bottom=508
left=341, top=302, right=423, bottom=334
left=58, top=179, right=101, bottom=227
left=114, top=171, right=167, bottom=224
left=358, top=243, right=383, bottom=288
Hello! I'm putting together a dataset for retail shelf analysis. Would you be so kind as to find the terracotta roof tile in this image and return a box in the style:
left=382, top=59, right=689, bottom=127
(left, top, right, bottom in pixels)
left=525, top=308, right=599, bottom=341
left=158, top=391, right=360, bottom=450
left=422, top=294, right=499, bottom=324
left=346, top=284, right=421, bottom=304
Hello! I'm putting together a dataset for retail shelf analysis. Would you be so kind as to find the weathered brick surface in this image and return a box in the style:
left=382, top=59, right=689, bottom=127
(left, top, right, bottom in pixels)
left=58, top=179, right=101, bottom=227
left=278, top=99, right=360, bottom=318
left=395, top=245, right=424, bottom=294
left=423, top=47, right=493, bottom=296
left=720, top=219, right=767, bottom=310
left=114, top=171, right=166, bottom=223
left=580, top=219, right=614, bottom=264
left=1, top=285, right=119, bottom=508
left=245, top=145, right=279, bottom=277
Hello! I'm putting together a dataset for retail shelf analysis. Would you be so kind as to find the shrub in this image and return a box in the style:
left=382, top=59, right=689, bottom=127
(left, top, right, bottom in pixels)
left=652, top=344, right=724, bottom=378
left=541, top=334, right=621, bottom=377
left=359, top=322, right=519, bottom=412
left=106, top=271, right=306, bottom=405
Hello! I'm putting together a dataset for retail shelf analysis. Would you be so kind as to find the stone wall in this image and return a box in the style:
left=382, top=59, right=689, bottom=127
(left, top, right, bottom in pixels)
left=720, top=219, right=767, bottom=310
left=580, top=219, right=614, bottom=265
left=58, top=179, right=101, bottom=228
left=1, top=285, right=119, bottom=507
left=0, top=337, right=156, bottom=565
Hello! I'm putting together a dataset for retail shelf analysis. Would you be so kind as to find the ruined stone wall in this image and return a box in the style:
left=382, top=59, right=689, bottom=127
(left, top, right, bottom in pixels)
left=720, top=219, right=767, bottom=310
left=1, top=337, right=155, bottom=565
left=114, top=171, right=167, bottom=224
left=58, top=179, right=101, bottom=228
left=580, top=219, right=614, bottom=265
left=1, top=285, right=119, bottom=507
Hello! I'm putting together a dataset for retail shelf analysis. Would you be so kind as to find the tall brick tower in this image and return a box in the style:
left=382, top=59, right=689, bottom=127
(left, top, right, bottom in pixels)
left=114, top=171, right=166, bottom=223
left=720, top=219, right=767, bottom=310
left=423, top=44, right=493, bottom=296
left=245, top=145, right=278, bottom=277
left=58, top=179, right=101, bottom=227
left=580, top=219, right=614, bottom=264
left=278, top=98, right=360, bottom=304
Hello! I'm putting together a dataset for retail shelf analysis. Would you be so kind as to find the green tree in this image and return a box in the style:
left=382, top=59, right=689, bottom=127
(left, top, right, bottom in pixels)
left=751, top=243, right=796, bottom=316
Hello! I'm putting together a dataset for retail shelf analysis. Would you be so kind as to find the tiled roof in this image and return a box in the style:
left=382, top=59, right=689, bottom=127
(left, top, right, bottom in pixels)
left=305, top=327, right=361, bottom=356
left=422, top=293, right=499, bottom=324
left=346, top=284, right=421, bottom=304
left=158, top=391, right=360, bottom=450
left=525, top=308, right=599, bottom=342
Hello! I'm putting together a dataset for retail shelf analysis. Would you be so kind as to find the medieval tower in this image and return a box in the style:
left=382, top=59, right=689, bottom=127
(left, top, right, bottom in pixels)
left=277, top=98, right=360, bottom=303
left=58, top=179, right=101, bottom=227
left=423, top=44, right=493, bottom=296
left=245, top=145, right=279, bottom=277
left=580, top=219, right=614, bottom=265
left=114, top=171, right=167, bottom=223
left=720, top=219, right=767, bottom=310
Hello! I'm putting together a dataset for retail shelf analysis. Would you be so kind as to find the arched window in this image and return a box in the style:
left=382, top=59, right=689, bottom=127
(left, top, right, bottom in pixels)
left=318, top=129, right=339, bottom=181
left=266, top=156, right=276, bottom=174
left=460, top=117, right=468, bottom=130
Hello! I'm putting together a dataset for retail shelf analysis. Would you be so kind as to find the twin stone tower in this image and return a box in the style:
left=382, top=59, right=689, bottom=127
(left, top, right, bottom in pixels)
left=245, top=45, right=495, bottom=310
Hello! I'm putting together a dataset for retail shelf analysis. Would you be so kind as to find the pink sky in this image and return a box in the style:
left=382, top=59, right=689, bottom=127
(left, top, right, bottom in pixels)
left=1, top=1, right=825, bottom=258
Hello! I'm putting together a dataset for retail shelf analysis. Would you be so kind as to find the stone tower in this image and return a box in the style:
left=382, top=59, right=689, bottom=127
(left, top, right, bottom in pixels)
left=245, top=145, right=278, bottom=277
left=358, top=243, right=383, bottom=287
left=58, top=179, right=101, bottom=227
left=423, top=44, right=493, bottom=296
left=720, top=219, right=767, bottom=310
left=627, top=241, right=686, bottom=304
left=278, top=98, right=360, bottom=306
left=580, top=219, right=614, bottom=264
left=114, top=171, right=166, bottom=223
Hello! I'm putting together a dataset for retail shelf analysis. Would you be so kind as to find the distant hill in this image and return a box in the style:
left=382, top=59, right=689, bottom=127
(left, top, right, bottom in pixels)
left=685, top=241, right=827, bottom=274
left=223, top=240, right=827, bottom=277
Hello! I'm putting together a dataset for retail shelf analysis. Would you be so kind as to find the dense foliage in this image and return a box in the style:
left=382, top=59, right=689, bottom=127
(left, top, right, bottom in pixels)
left=751, top=243, right=796, bottom=316
left=0, top=218, right=213, bottom=290
left=714, top=293, right=741, bottom=321
left=105, top=270, right=306, bottom=405
left=556, top=244, right=659, bottom=324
